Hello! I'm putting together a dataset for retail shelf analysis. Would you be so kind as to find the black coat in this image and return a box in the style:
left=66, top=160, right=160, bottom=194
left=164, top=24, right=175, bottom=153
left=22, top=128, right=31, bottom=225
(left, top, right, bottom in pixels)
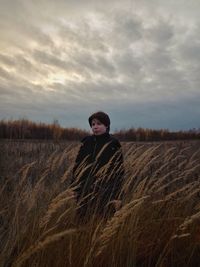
left=71, top=132, right=125, bottom=217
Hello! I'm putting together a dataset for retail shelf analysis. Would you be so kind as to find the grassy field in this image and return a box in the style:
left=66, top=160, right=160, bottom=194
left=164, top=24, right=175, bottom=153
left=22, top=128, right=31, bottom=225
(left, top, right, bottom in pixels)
left=0, top=139, right=200, bottom=267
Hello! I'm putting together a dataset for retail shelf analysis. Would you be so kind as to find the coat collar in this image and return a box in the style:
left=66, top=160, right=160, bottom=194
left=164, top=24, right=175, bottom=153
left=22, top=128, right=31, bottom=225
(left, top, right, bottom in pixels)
left=92, top=132, right=110, bottom=142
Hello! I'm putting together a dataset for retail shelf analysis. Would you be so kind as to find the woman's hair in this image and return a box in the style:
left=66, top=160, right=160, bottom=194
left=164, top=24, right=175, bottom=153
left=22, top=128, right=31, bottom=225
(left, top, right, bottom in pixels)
left=88, top=111, right=110, bottom=133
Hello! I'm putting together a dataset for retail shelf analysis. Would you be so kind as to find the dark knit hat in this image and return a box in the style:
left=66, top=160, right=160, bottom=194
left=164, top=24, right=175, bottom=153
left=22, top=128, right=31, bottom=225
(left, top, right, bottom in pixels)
left=88, top=111, right=111, bottom=132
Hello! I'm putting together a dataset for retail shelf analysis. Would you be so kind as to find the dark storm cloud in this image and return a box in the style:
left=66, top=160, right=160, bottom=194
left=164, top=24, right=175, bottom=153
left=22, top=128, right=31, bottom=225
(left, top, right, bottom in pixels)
left=146, top=19, right=174, bottom=45
left=179, top=40, right=200, bottom=63
left=33, top=50, right=76, bottom=71
left=58, top=20, right=109, bottom=53
left=33, top=47, right=117, bottom=79
left=110, top=11, right=143, bottom=48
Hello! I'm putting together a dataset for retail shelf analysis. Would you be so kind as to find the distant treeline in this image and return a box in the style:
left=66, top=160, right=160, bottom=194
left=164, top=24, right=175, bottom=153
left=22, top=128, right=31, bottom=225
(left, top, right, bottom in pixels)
left=0, top=119, right=89, bottom=141
left=0, top=119, right=199, bottom=141
left=114, top=127, right=200, bottom=141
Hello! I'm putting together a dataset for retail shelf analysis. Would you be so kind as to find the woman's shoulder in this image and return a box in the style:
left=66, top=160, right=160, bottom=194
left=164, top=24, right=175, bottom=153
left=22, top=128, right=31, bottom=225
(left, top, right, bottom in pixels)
left=109, top=135, right=121, bottom=148
left=80, top=134, right=121, bottom=147
left=80, top=135, right=93, bottom=143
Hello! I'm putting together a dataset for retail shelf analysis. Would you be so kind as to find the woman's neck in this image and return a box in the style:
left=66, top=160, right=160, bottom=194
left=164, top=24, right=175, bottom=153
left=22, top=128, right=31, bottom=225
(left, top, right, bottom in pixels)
left=93, top=132, right=110, bottom=140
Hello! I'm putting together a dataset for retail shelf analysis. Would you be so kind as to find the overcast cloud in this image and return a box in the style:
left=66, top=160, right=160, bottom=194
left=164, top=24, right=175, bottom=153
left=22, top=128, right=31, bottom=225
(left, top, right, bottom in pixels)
left=0, top=0, right=200, bottom=131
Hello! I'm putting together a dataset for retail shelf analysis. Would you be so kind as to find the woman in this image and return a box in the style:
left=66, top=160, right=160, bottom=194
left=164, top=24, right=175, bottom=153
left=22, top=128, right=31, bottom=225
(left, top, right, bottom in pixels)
left=71, top=111, right=125, bottom=221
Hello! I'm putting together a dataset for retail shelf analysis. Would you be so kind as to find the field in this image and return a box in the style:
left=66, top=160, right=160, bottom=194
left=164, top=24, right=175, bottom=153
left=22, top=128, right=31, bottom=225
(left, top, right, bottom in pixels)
left=0, top=139, right=200, bottom=267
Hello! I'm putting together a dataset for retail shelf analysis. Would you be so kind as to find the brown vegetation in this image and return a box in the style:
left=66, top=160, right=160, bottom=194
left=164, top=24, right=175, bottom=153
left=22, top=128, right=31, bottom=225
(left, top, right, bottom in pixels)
left=0, top=119, right=199, bottom=141
left=0, top=119, right=89, bottom=141
left=0, top=139, right=200, bottom=267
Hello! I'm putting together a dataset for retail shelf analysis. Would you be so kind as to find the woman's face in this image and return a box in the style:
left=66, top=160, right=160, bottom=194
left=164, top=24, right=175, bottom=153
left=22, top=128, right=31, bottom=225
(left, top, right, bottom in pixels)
left=91, top=118, right=107, bottom=135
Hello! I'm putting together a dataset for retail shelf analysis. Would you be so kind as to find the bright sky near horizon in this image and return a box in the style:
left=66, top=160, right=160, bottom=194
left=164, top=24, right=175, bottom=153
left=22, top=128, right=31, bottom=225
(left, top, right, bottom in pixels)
left=0, top=0, right=200, bottom=132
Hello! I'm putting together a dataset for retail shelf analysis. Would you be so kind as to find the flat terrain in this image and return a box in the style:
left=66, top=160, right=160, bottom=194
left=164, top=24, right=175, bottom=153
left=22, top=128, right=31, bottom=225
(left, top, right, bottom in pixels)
left=0, top=140, right=200, bottom=267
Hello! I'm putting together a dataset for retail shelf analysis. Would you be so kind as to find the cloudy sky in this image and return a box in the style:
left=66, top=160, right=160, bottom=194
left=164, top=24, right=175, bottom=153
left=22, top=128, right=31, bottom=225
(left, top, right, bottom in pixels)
left=0, top=0, right=200, bottom=132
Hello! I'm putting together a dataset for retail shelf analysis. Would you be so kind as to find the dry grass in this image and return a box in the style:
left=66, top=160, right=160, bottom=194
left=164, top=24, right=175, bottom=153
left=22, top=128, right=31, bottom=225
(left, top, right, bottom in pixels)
left=0, top=139, right=200, bottom=267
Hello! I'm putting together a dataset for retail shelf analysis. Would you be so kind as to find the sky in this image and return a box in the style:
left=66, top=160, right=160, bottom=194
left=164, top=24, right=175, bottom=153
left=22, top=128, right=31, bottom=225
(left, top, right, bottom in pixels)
left=0, top=0, right=200, bottom=132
